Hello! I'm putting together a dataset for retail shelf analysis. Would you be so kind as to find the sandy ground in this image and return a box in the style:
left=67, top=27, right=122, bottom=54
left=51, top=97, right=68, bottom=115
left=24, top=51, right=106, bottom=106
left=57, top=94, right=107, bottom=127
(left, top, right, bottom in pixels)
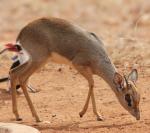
left=0, top=64, right=149, bottom=133
left=0, top=0, right=150, bottom=133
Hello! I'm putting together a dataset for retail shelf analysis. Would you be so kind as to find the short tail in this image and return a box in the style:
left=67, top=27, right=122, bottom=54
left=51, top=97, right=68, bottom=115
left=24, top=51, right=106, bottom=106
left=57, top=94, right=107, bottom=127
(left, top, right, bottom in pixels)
left=0, top=77, right=9, bottom=82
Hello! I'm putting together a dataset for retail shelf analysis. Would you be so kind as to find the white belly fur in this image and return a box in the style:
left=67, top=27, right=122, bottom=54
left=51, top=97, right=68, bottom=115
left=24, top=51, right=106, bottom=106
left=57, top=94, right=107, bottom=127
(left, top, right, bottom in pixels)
left=50, top=52, right=73, bottom=67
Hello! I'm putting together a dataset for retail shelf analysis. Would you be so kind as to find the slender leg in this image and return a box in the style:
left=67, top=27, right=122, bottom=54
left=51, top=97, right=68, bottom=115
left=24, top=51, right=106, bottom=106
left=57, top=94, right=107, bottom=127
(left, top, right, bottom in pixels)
left=91, top=89, right=103, bottom=121
left=73, top=62, right=103, bottom=120
left=9, top=62, right=29, bottom=121
left=9, top=74, right=22, bottom=121
left=79, top=79, right=93, bottom=117
left=10, top=62, right=40, bottom=122
left=73, top=64, right=94, bottom=117
left=21, top=83, right=40, bottom=122
left=18, top=62, right=41, bottom=122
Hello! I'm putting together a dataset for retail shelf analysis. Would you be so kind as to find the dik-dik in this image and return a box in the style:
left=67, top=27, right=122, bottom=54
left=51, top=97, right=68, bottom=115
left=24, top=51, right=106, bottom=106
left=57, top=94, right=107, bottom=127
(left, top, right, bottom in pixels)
left=9, top=17, right=140, bottom=122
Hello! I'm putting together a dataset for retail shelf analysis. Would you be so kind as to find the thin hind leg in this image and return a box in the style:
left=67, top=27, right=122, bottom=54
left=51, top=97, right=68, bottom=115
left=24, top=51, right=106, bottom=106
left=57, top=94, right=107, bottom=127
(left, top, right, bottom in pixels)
left=21, top=82, right=40, bottom=122
left=18, top=62, right=41, bottom=122
left=10, top=61, right=40, bottom=122
left=10, top=77, right=21, bottom=121
left=9, top=62, right=29, bottom=121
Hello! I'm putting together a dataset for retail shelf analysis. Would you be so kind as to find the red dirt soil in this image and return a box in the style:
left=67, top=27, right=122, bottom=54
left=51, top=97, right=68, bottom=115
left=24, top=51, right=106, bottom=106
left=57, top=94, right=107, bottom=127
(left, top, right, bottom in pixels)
left=0, top=64, right=150, bottom=133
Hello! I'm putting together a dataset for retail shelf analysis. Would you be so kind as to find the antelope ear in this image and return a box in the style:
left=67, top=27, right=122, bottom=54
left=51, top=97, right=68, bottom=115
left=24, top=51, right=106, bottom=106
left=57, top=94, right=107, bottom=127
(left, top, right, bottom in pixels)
left=113, top=72, right=124, bottom=88
left=128, top=69, right=138, bottom=82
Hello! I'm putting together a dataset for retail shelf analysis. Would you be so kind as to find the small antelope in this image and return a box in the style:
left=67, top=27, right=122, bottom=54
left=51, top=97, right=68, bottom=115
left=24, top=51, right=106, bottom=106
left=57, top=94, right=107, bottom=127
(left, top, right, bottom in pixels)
left=9, top=17, right=140, bottom=122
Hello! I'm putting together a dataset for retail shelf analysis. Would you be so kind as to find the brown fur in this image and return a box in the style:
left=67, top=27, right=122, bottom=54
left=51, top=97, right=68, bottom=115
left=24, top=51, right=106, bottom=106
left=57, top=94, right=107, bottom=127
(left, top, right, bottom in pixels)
left=9, top=17, right=140, bottom=122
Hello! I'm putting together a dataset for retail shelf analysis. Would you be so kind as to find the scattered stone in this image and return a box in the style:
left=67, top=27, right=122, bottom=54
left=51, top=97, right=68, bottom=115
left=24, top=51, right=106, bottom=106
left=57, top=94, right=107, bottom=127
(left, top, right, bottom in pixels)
left=58, top=68, right=62, bottom=72
left=52, top=114, right=56, bottom=117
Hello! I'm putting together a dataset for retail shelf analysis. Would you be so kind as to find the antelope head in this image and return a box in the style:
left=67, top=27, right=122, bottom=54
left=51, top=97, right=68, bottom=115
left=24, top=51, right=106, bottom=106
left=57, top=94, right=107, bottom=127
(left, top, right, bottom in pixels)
left=113, top=69, right=140, bottom=120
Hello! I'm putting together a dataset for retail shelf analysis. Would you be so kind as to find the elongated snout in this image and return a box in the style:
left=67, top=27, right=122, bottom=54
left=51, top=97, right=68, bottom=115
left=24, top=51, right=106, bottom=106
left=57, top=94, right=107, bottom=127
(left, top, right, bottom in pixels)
left=132, top=108, right=140, bottom=120
left=135, top=111, right=140, bottom=120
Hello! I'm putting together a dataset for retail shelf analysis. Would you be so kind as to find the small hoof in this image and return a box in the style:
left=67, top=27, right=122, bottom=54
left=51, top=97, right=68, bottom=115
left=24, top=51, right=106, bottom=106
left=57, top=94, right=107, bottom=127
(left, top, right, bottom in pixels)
left=36, top=119, right=41, bottom=122
left=97, top=116, right=103, bottom=121
left=79, top=112, right=83, bottom=118
left=16, top=118, right=22, bottom=121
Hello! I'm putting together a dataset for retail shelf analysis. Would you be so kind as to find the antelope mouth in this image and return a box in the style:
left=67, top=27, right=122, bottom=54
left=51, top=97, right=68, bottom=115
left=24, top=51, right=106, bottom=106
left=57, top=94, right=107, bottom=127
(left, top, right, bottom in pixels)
left=132, top=109, right=140, bottom=120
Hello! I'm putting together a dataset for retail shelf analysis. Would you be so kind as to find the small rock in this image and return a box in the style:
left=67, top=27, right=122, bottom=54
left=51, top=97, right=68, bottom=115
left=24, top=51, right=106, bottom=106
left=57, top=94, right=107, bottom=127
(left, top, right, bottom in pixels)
left=52, top=114, right=56, bottom=117
left=58, top=68, right=62, bottom=72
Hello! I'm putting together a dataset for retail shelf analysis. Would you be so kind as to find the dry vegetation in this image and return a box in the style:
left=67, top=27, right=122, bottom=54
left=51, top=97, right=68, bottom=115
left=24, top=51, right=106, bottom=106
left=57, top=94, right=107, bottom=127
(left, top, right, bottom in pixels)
left=0, top=0, right=150, bottom=133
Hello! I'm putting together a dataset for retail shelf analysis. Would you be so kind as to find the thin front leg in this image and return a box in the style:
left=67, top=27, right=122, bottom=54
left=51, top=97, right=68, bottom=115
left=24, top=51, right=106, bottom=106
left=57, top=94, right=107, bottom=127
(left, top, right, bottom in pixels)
left=91, top=89, right=103, bottom=121
left=21, top=83, right=41, bottom=122
left=73, top=64, right=94, bottom=118
left=79, top=81, right=93, bottom=117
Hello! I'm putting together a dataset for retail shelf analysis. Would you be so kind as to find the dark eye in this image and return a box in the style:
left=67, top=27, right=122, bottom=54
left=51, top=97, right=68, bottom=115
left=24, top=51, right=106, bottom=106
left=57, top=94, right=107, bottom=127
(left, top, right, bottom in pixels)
left=125, top=94, right=132, bottom=107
